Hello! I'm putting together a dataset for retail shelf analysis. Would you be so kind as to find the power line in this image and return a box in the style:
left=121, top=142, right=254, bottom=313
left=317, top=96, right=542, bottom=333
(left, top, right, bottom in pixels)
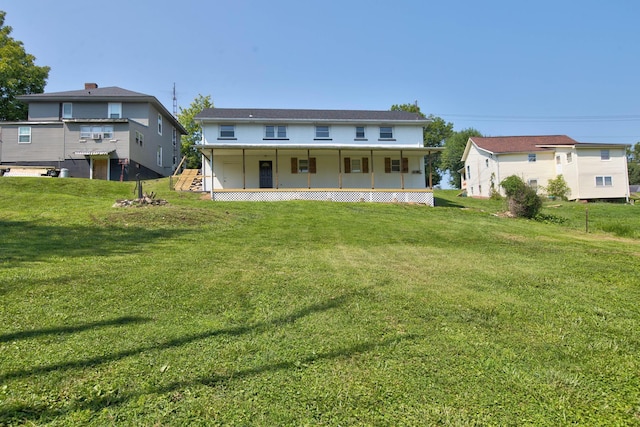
left=435, top=113, right=640, bottom=123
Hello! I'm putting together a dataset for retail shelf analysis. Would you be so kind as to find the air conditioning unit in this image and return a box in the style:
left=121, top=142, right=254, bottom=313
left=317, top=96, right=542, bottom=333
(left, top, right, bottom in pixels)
left=91, top=133, right=103, bottom=140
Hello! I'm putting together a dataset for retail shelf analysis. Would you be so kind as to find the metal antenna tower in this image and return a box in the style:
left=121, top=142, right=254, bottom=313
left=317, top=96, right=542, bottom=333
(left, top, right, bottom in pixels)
left=172, top=83, right=177, bottom=117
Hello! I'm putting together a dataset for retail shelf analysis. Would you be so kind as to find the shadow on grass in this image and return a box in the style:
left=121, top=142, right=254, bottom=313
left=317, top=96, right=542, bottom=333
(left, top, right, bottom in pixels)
left=0, top=316, right=151, bottom=344
left=0, top=293, right=408, bottom=423
left=0, top=220, right=185, bottom=266
left=433, top=195, right=465, bottom=208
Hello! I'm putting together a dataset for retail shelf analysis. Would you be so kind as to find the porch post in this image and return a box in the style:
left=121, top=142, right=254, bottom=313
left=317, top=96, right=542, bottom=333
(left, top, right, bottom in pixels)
left=428, top=151, right=433, bottom=189
left=307, top=149, right=311, bottom=189
left=370, top=149, right=375, bottom=189
left=210, top=148, right=215, bottom=200
left=400, top=149, right=404, bottom=190
left=338, top=149, right=342, bottom=189
left=242, top=148, right=246, bottom=189
left=275, top=148, right=279, bottom=189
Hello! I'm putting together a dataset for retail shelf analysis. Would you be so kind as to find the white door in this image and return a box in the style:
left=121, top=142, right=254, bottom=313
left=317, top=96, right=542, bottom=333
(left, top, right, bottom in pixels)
left=555, top=155, right=562, bottom=175
left=222, top=162, right=243, bottom=188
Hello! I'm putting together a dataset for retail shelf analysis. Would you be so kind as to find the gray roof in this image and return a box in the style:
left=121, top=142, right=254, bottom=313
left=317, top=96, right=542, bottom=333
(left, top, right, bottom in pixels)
left=18, top=86, right=152, bottom=101
left=195, top=108, right=430, bottom=123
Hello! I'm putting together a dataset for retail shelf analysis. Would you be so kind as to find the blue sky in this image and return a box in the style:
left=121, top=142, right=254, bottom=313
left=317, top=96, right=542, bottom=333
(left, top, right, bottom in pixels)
left=2, top=0, right=639, bottom=144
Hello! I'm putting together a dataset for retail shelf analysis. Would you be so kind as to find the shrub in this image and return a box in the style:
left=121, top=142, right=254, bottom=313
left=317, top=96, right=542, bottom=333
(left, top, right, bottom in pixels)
left=544, top=175, right=571, bottom=200
left=500, top=175, right=543, bottom=219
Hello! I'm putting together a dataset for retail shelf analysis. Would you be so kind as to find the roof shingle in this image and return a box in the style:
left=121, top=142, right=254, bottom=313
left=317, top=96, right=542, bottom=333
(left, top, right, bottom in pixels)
left=195, top=108, right=429, bottom=123
left=470, top=135, right=579, bottom=154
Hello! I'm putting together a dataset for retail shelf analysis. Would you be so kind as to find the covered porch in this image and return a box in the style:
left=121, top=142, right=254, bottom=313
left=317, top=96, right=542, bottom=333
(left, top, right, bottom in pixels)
left=200, top=145, right=442, bottom=204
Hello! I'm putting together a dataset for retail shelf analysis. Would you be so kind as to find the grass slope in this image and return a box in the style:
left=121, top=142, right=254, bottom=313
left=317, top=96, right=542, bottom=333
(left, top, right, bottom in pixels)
left=1, top=178, right=639, bottom=425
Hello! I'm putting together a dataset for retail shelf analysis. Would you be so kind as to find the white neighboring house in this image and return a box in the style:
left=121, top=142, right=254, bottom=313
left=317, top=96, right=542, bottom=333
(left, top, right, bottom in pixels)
left=461, top=135, right=630, bottom=201
left=194, top=108, right=442, bottom=204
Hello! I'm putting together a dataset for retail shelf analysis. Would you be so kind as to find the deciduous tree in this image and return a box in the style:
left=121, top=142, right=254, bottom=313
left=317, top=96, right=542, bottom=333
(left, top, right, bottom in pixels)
left=177, top=94, right=214, bottom=169
left=440, top=128, right=482, bottom=188
left=0, top=11, right=50, bottom=121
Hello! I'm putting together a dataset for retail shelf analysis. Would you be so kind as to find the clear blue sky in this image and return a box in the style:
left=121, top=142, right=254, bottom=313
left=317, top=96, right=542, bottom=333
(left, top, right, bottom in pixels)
left=2, top=0, right=639, bottom=144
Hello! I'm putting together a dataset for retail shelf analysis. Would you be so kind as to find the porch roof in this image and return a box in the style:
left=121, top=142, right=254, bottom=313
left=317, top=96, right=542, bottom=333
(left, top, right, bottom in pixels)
left=198, top=144, right=443, bottom=154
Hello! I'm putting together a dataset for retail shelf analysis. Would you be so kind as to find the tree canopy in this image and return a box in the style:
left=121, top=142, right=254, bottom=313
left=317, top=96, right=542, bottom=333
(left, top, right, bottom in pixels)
left=628, top=142, right=640, bottom=185
left=390, top=103, right=454, bottom=186
left=177, top=94, right=214, bottom=169
left=0, top=11, right=50, bottom=121
left=440, top=128, right=483, bottom=189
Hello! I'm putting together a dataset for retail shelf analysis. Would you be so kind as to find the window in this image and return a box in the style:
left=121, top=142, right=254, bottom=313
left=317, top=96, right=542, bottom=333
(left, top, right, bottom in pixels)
left=157, top=114, right=163, bottom=135
left=567, top=153, right=573, bottom=163
left=384, top=157, right=408, bottom=173
left=62, top=103, right=72, bottom=119
left=528, top=179, right=538, bottom=192
left=601, top=149, right=610, bottom=160
left=157, top=146, right=163, bottom=166
left=80, top=125, right=113, bottom=139
left=102, top=126, right=114, bottom=139
left=344, top=157, right=369, bottom=173
left=379, top=126, right=393, bottom=139
left=18, top=126, right=31, bottom=143
left=136, top=131, right=144, bottom=146
left=485, top=159, right=489, bottom=168
left=528, top=153, right=536, bottom=162
left=290, top=157, right=317, bottom=174
left=466, top=165, right=471, bottom=179
left=556, top=156, right=561, bottom=165
left=355, top=126, right=365, bottom=139
left=595, top=176, right=613, bottom=186
left=315, top=125, right=330, bottom=139
left=219, top=125, right=235, bottom=138
left=108, top=103, right=122, bottom=118
left=265, top=125, right=287, bottom=138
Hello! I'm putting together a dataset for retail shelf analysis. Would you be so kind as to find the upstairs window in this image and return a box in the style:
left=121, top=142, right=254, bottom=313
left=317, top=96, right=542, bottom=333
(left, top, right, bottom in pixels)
left=315, top=125, right=330, bottom=139
left=157, top=114, right=163, bottom=135
left=219, top=125, right=235, bottom=138
left=265, top=125, right=287, bottom=138
left=18, top=126, right=31, bottom=143
left=600, top=149, right=610, bottom=160
left=135, top=131, right=144, bottom=146
left=379, top=126, right=393, bottom=139
left=108, top=103, right=122, bottom=118
left=528, top=153, right=536, bottom=162
left=567, top=153, right=573, bottom=163
left=62, top=103, right=72, bottom=119
left=80, top=125, right=113, bottom=139
left=355, top=126, right=365, bottom=139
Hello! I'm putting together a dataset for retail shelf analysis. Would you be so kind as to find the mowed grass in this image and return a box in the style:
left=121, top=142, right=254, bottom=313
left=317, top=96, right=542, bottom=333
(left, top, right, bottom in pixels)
left=1, top=178, right=639, bottom=425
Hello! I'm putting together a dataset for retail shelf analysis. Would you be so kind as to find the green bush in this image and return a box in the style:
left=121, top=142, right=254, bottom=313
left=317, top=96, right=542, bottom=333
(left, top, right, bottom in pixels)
left=500, top=175, right=543, bottom=219
left=544, top=175, right=571, bottom=200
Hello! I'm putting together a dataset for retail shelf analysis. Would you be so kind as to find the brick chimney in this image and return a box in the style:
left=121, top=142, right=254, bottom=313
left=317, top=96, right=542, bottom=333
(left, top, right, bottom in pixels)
left=84, top=83, right=98, bottom=90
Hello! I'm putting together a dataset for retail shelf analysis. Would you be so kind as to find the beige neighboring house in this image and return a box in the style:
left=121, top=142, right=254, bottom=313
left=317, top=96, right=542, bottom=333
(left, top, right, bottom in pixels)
left=461, top=135, right=630, bottom=201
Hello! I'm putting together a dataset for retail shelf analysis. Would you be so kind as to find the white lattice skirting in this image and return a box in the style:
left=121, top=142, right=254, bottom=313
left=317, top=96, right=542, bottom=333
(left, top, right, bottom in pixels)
left=211, top=190, right=434, bottom=205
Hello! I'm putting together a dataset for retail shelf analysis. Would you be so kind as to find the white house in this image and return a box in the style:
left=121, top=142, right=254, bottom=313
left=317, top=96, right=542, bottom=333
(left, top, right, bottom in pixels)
left=461, top=135, right=630, bottom=201
left=194, top=108, right=442, bottom=204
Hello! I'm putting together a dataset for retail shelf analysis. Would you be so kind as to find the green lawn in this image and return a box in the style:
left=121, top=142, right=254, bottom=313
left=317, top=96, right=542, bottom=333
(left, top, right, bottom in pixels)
left=1, top=178, right=639, bottom=425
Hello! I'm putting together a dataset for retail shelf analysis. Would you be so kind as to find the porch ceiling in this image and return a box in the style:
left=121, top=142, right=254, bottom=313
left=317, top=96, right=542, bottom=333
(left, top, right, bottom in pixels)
left=198, top=144, right=443, bottom=155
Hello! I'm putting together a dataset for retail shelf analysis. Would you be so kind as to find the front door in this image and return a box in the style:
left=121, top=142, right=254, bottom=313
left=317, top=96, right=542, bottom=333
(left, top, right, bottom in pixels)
left=259, top=161, right=273, bottom=188
left=92, top=158, right=109, bottom=180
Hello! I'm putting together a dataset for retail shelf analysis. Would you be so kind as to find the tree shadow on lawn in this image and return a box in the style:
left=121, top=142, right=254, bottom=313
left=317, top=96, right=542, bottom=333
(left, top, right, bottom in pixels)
left=0, top=292, right=416, bottom=423
left=0, top=316, right=151, bottom=344
left=433, top=195, right=465, bottom=208
left=0, top=220, right=186, bottom=266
